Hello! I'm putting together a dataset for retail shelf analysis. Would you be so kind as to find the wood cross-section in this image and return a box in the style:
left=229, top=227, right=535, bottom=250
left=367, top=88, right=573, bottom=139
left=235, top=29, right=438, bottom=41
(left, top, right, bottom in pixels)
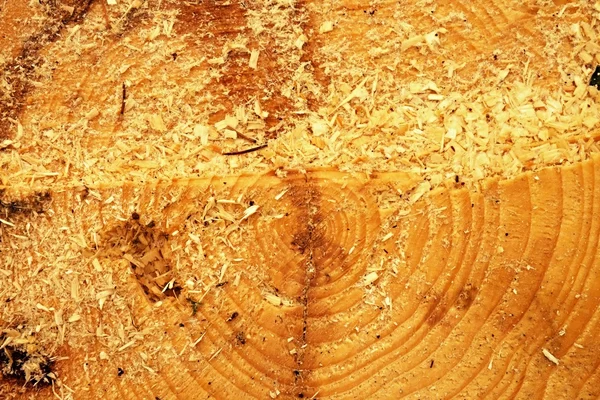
left=2, top=157, right=600, bottom=399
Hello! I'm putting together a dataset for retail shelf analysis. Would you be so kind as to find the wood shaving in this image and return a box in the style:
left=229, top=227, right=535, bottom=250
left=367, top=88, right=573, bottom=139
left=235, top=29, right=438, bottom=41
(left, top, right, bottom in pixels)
left=542, top=348, right=560, bottom=365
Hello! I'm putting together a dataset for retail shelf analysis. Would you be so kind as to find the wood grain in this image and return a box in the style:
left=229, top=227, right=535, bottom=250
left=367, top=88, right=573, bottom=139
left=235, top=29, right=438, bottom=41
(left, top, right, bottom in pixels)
left=2, top=157, right=600, bottom=399
left=1, top=0, right=600, bottom=399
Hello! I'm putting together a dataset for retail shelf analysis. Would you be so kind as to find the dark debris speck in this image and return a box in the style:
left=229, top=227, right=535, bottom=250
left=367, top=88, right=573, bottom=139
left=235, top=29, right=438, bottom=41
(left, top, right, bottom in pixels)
left=590, top=66, right=600, bottom=89
left=227, top=311, right=239, bottom=322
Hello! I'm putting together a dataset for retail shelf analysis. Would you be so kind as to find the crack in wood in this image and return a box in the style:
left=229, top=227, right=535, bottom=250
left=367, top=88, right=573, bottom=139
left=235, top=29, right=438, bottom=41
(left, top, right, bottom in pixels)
left=290, top=178, right=322, bottom=398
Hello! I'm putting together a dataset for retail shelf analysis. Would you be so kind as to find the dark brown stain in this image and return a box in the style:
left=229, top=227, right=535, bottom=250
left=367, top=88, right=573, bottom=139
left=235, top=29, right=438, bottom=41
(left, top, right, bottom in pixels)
left=0, top=190, right=51, bottom=220
left=0, top=0, right=96, bottom=140
left=281, top=179, right=325, bottom=395
left=425, top=292, right=446, bottom=327
left=426, top=283, right=478, bottom=326
left=291, top=228, right=312, bottom=255
left=494, top=311, right=520, bottom=334
left=291, top=219, right=326, bottom=255
left=455, top=283, right=477, bottom=310
left=97, top=214, right=181, bottom=302
left=297, top=0, right=330, bottom=90
left=115, top=5, right=149, bottom=35
left=235, top=331, right=246, bottom=345
left=288, top=183, right=324, bottom=254
left=174, top=1, right=302, bottom=134
left=176, top=0, right=247, bottom=37
left=0, top=333, right=54, bottom=387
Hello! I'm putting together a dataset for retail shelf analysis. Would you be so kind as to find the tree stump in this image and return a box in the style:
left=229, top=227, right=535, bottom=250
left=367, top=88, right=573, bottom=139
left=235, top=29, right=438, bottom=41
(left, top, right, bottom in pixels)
left=2, top=0, right=600, bottom=399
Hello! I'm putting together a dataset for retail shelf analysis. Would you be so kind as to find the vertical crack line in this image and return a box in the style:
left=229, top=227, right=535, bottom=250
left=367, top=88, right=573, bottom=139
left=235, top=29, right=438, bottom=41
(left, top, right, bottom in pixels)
left=294, top=181, right=319, bottom=396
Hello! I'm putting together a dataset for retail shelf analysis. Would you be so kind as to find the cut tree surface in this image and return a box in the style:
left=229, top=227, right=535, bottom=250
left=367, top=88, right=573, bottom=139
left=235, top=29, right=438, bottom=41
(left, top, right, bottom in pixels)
left=2, top=157, right=600, bottom=399
left=2, top=0, right=600, bottom=399
left=2, top=0, right=600, bottom=187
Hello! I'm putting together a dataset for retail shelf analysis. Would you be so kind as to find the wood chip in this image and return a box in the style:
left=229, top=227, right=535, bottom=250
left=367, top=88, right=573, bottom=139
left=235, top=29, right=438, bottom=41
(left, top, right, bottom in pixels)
left=249, top=50, right=259, bottom=69
left=319, top=21, right=334, bottom=34
left=265, top=293, right=282, bottom=306
left=363, top=272, right=379, bottom=285
left=542, top=348, right=560, bottom=365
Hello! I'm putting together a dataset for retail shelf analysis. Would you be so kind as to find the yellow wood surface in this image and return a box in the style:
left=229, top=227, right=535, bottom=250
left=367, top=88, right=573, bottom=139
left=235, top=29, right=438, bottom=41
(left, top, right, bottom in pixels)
left=2, top=159, right=600, bottom=399
left=1, top=0, right=600, bottom=399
